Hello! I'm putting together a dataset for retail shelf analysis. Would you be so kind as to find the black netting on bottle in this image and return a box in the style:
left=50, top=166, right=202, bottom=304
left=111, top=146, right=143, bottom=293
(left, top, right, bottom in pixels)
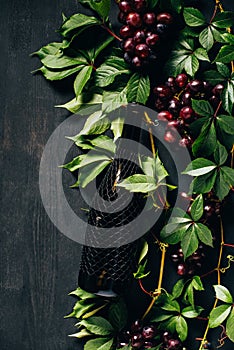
left=79, top=148, right=146, bottom=284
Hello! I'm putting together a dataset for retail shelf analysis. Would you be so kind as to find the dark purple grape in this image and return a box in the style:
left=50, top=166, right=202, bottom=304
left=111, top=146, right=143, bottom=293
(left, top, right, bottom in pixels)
left=187, top=79, right=204, bottom=93
left=167, top=338, right=182, bottom=349
left=120, top=25, right=135, bottom=38
left=212, top=83, right=224, bottom=96
left=177, top=263, right=187, bottom=276
left=179, top=106, right=194, bottom=122
left=135, top=43, right=150, bottom=58
left=146, top=33, right=160, bottom=47
left=132, top=56, right=142, bottom=67
left=126, top=12, right=142, bottom=27
left=181, top=91, right=192, bottom=106
left=179, top=135, right=193, bottom=148
left=162, top=331, right=172, bottom=343
left=118, top=1, right=132, bottom=13
left=131, top=333, right=144, bottom=349
left=156, top=12, right=173, bottom=25
left=133, top=0, right=147, bottom=12
left=131, top=320, right=142, bottom=333
left=209, top=95, right=220, bottom=109
left=143, top=12, right=156, bottom=25
left=157, top=110, right=173, bottom=121
left=164, top=130, right=177, bottom=144
left=156, top=23, right=168, bottom=34
left=134, top=29, right=146, bottom=43
left=142, top=325, right=157, bottom=339
left=123, top=38, right=135, bottom=53
left=153, top=85, right=173, bottom=99
left=168, top=98, right=181, bottom=115
left=175, top=73, right=188, bottom=88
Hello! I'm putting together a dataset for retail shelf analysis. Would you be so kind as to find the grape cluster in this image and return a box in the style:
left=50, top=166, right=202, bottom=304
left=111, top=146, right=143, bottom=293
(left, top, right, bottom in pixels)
left=153, top=73, right=224, bottom=148
left=171, top=244, right=205, bottom=277
left=117, top=320, right=185, bottom=349
left=117, top=0, right=173, bottom=68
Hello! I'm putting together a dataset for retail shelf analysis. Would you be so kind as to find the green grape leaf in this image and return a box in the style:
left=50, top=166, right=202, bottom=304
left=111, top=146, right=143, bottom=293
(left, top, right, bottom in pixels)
left=215, top=45, right=234, bottom=64
left=127, top=73, right=150, bottom=104
left=78, top=160, right=111, bottom=188
left=138, top=240, right=149, bottom=264
left=69, top=287, right=98, bottom=300
left=95, top=57, right=131, bottom=87
left=162, top=300, right=180, bottom=313
left=69, top=329, right=93, bottom=338
left=74, top=65, right=93, bottom=98
left=176, top=316, right=188, bottom=341
left=216, top=115, right=234, bottom=135
left=209, top=305, right=232, bottom=328
left=214, top=142, right=228, bottom=165
left=190, top=194, right=203, bottom=221
left=108, top=299, right=128, bottom=331
left=226, top=308, right=234, bottom=342
left=221, top=33, right=234, bottom=45
left=56, top=92, right=102, bottom=114
left=214, top=166, right=234, bottom=200
left=183, top=158, right=216, bottom=177
left=102, top=87, right=128, bottom=114
left=194, top=223, right=213, bottom=247
left=192, top=170, right=217, bottom=194
left=212, top=11, right=234, bottom=28
left=216, top=62, right=230, bottom=78
left=184, top=54, right=199, bottom=76
left=221, top=81, right=234, bottom=115
left=84, top=338, right=114, bottom=350
left=117, top=174, right=157, bottom=193
left=182, top=305, right=203, bottom=318
left=214, top=285, right=233, bottom=304
left=41, top=53, right=87, bottom=69
left=203, top=70, right=224, bottom=84
left=60, top=13, right=100, bottom=37
left=191, top=99, right=214, bottom=117
left=199, top=26, right=214, bottom=51
left=192, top=121, right=217, bottom=157
left=32, top=42, right=62, bottom=59
left=160, top=224, right=191, bottom=245
left=79, top=316, right=114, bottom=336
left=183, top=7, right=206, bottom=27
left=111, top=117, right=124, bottom=142
left=172, top=279, right=185, bottom=299
left=194, top=48, right=210, bottom=61
left=39, top=65, right=84, bottom=81
left=181, top=224, right=199, bottom=259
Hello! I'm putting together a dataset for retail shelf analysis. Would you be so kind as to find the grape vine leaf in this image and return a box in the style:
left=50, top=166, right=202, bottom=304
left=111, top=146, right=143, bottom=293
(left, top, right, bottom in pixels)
left=215, top=44, right=234, bottom=64
left=226, top=308, right=234, bottom=342
left=95, top=57, right=131, bottom=87
left=209, top=305, right=232, bottom=328
left=127, top=73, right=151, bottom=104
left=84, top=337, right=114, bottom=350
left=60, top=13, right=100, bottom=37
left=108, top=299, right=128, bottom=331
left=183, top=7, right=206, bottom=27
left=74, top=65, right=93, bottom=97
left=212, top=11, right=234, bottom=29
left=190, top=194, right=203, bottom=221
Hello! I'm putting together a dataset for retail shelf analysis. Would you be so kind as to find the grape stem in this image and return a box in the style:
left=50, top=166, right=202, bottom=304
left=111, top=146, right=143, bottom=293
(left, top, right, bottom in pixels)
left=102, top=24, right=121, bottom=41
left=198, top=216, right=224, bottom=350
left=141, top=241, right=168, bottom=320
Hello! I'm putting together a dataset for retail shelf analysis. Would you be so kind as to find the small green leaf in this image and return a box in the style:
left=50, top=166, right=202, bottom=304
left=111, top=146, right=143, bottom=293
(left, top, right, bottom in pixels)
left=39, top=64, right=84, bottom=81
left=194, top=48, right=210, bottom=61
left=216, top=115, right=234, bottom=135
left=60, top=13, right=100, bottom=37
left=95, top=59, right=130, bottom=87
left=192, top=170, right=217, bottom=194
left=214, top=142, right=228, bottom=165
left=192, top=121, right=217, bottom=157
left=102, top=88, right=128, bottom=114
left=226, top=308, right=234, bottom=342
left=172, top=279, right=185, bottom=299
left=190, top=194, right=203, bottom=221
left=221, top=33, right=234, bottom=45
left=176, top=316, right=188, bottom=341
left=56, top=93, right=102, bottom=114
left=214, top=285, right=233, bottom=304
left=147, top=0, right=159, bottom=9
left=194, top=223, right=213, bottom=247
left=127, top=73, right=150, bottom=104
left=191, top=99, right=214, bottom=118
left=140, top=156, right=156, bottom=178
left=133, top=260, right=150, bottom=279
left=69, top=329, right=92, bottom=338
left=184, top=54, right=199, bottom=76
left=216, top=62, right=230, bottom=78
left=79, top=160, right=111, bottom=188
left=183, top=158, right=216, bottom=176
left=155, top=155, right=169, bottom=182
left=212, top=11, right=234, bottom=28
left=74, top=65, right=93, bottom=98
left=215, top=45, right=234, bottom=64
left=32, top=42, right=62, bottom=59
left=111, top=117, right=124, bottom=142
left=199, top=27, right=214, bottom=51
left=79, top=317, right=114, bottom=336
left=108, top=299, right=128, bottom=331
left=221, top=81, right=234, bottom=115
left=182, top=306, right=202, bottom=318
left=209, top=304, right=232, bottom=328
left=203, top=70, right=224, bottom=84
left=181, top=224, right=199, bottom=259
left=183, top=7, right=206, bottom=27
left=214, top=167, right=234, bottom=200
left=69, top=287, right=98, bottom=300
left=117, top=174, right=157, bottom=193
left=89, top=0, right=111, bottom=20
left=162, top=300, right=180, bottom=313
left=160, top=224, right=191, bottom=245
left=138, top=240, right=149, bottom=264
left=84, top=338, right=114, bottom=350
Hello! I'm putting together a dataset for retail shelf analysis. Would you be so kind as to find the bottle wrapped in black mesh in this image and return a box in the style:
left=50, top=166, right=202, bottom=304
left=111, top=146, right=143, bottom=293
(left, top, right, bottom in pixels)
left=79, top=144, right=146, bottom=297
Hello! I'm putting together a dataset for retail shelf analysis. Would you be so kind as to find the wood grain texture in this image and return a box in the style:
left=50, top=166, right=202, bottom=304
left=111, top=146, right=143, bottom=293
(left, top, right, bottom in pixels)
left=0, top=1, right=233, bottom=349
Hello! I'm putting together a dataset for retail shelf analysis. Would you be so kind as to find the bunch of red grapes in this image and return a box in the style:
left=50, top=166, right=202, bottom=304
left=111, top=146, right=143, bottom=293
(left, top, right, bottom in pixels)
left=153, top=73, right=224, bottom=148
left=117, top=320, right=186, bottom=349
left=117, top=0, right=173, bottom=68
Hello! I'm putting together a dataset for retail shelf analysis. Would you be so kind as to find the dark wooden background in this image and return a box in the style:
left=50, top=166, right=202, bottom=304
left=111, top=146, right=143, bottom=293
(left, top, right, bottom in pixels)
left=0, top=1, right=233, bottom=349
